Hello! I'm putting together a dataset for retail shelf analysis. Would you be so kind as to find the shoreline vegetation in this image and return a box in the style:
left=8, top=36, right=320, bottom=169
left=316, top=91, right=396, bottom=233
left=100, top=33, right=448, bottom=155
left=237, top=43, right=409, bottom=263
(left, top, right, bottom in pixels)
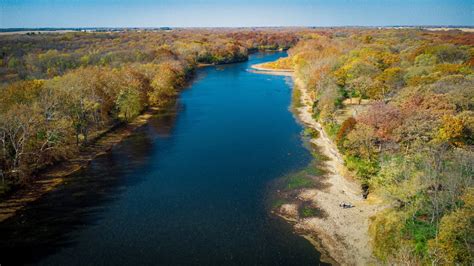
left=0, top=107, right=161, bottom=222
left=253, top=62, right=383, bottom=264
left=254, top=27, right=473, bottom=265
left=289, top=77, right=384, bottom=265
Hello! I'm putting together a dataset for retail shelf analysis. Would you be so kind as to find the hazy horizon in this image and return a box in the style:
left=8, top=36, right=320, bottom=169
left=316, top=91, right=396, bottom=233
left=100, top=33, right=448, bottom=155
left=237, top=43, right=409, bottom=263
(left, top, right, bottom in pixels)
left=1, top=25, right=474, bottom=30
left=1, top=0, right=472, bottom=28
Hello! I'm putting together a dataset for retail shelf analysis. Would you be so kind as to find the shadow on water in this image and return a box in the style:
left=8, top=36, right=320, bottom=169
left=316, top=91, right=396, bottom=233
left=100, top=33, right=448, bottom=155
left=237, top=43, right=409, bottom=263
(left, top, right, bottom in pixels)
left=0, top=110, right=179, bottom=265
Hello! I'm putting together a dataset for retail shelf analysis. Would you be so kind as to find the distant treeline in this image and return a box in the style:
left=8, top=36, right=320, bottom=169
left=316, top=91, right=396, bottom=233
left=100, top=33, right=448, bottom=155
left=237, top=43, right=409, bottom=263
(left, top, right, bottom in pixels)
left=0, top=27, right=174, bottom=33
left=0, top=28, right=79, bottom=32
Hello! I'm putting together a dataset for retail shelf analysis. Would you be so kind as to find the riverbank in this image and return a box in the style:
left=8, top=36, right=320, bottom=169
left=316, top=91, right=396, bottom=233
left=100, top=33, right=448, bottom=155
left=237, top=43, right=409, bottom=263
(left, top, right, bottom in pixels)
left=0, top=107, right=162, bottom=222
left=252, top=62, right=383, bottom=265
left=250, top=63, right=293, bottom=76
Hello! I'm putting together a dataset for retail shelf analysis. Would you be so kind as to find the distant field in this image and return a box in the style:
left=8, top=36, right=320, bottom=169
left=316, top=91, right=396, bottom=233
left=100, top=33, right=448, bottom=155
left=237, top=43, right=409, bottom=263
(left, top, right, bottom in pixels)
left=425, top=27, right=474, bottom=32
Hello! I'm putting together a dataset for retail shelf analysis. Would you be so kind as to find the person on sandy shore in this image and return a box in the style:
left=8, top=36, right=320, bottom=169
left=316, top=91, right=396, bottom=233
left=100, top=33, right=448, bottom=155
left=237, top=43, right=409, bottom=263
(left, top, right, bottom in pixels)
left=339, top=202, right=354, bottom=208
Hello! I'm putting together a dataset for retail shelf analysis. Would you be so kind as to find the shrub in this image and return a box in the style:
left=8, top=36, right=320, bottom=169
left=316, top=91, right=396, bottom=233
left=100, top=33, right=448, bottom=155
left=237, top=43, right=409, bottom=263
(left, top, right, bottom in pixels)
left=345, top=155, right=379, bottom=183
left=369, top=209, right=406, bottom=261
left=302, top=127, right=319, bottom=139
left=402, top=217, right=437, bottom=257
left=428, top=188, right=474, bottom=264
left=336, top=117, right=356, bottom=144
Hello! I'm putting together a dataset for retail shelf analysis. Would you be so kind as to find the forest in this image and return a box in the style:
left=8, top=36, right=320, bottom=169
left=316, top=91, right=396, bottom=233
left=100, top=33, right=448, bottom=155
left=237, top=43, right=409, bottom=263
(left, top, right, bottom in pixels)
left=0, top=28, right=472, bottom=264
left=265, top=29, right=473, bottom=264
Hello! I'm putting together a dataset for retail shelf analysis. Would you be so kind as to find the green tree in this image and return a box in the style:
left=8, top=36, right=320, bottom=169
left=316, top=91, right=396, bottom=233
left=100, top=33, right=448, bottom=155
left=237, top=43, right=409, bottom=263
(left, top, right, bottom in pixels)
left=116, top=89, right=142, bottom=121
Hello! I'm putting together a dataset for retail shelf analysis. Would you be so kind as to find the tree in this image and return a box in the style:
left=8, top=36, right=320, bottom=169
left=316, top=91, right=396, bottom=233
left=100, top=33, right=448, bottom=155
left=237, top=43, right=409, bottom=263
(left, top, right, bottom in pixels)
left=34, top=85, right=73, bottom=166
left=369, top=209, right=406, bottom=261
left=376, top=67, right=405, bottom=97
left=0, top=80, right=45, bottom=113
left=430, top=44, right=470, bottom=64
left=336, top=117, right=357, bottom=144
left=116, top=89, right=142, bottom=121
left=50, top=69, right=102, bottom=145
left=358, top=102, right=402, bottom=141
left=314, top=77, right=343, bottom=123
left=346, top=76, right=373, bottom=102
left=428, top=188, right=473, bottom=265
left=344, top=123, right=377, bottom=159
left=148, top=61, right=184, bottom=105
left=0, top=104, right=41, bottom=183
left=415, top=53, right=437, bottom=66
left=436, top=114, right=466, bottom=146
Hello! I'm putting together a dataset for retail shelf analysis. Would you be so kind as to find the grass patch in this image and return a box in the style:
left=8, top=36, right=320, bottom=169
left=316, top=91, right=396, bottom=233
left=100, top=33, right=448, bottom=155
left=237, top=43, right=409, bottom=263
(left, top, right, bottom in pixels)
left=323, top=122, right=341, bottom=140
left=303, top=160, right=326, bottom=176
left=345, top=155, right=379, bottom=182
left=272, top=198, right=287, bottom=209
left=302, top=127, right=319, bottom=139
left=285, top=172, right=314, bottom=189
left=275, top=160, right=326, bottom=194
left=312, top=151, right=330, bottom=162
left=403, top=217, right=437, bottom=256
left=309, top=143, right=330, bottom=162
left=312, top=110, right=320, bottom=121
left=299, top=202, right=324, bottom=218
left=300, top=206, right=319, bottom=218
left=292, top=86, right=303, bottom=109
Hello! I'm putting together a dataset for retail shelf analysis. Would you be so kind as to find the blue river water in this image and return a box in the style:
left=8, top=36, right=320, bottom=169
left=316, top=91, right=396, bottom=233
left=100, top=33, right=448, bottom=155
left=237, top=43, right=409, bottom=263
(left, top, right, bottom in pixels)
left=0, top=52, right=327, bottom=265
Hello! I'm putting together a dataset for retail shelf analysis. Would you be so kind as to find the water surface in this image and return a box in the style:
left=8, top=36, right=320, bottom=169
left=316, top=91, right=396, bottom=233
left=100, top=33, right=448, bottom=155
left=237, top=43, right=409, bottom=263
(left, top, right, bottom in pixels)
left=0, top=52, right=326, bottom=265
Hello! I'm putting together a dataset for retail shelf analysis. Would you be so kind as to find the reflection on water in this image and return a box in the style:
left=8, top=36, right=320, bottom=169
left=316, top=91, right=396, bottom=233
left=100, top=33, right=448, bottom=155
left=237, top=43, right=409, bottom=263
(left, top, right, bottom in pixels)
left=0, top=52, right=328, bottom=265
left=0, top=132, right=151, bottom=264
left=0, top=112, right=178, bottom=265
left=148, top=103, right=180, bottom=138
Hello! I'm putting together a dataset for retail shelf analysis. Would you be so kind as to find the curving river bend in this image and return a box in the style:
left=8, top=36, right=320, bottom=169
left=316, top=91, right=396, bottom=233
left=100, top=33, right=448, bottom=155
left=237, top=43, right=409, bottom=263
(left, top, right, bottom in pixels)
left=0, top=52, right=327, bottom=265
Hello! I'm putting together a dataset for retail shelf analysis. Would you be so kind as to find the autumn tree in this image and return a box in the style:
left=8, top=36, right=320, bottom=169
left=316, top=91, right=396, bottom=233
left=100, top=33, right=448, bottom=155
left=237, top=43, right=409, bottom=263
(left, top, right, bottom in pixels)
left=116, top=89, right=142, bottom=121
left=428, top=188, right=473, bottom=265
left=0, top=104, right=42, bottom=183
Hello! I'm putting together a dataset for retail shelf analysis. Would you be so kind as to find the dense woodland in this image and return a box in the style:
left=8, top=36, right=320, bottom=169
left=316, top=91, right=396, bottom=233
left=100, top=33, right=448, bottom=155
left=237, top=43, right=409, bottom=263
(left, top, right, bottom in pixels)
left=0, top=28, right=473, bottom=264
left=269, top=29, right=473, bottom=264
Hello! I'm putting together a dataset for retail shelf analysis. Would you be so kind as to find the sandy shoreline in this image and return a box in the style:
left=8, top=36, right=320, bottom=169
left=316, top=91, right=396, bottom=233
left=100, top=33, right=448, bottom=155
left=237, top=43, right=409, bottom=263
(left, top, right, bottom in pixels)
left=0, top=107, right=161, bottom=222
left=250, top=63, right=293, bottom=76
left=254, top=63, right=383, bottom=265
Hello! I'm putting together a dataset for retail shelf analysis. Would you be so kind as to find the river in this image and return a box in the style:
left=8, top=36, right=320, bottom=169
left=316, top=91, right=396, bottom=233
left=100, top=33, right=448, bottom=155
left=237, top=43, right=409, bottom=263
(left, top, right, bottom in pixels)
left=0, top=52, right=327, bottom=265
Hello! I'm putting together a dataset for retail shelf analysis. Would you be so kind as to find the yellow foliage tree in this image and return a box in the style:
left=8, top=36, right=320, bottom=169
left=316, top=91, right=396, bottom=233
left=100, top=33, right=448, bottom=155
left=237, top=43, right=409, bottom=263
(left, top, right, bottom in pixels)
left=369, top=209, right=406, bottom=261
left=436, top=115, right=465, bottom=146
left=428, top=188, right=473, bottom=264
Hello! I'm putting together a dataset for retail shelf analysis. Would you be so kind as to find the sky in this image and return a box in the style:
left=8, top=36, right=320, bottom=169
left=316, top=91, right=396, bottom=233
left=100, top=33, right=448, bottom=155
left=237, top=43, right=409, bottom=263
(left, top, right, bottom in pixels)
left=1, top=0, right=472, bottom=28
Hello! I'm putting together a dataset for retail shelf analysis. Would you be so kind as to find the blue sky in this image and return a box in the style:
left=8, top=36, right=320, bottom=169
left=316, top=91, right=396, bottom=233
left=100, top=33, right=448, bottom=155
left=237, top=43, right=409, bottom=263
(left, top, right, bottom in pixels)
left=1, top=0, right=472, bottom=28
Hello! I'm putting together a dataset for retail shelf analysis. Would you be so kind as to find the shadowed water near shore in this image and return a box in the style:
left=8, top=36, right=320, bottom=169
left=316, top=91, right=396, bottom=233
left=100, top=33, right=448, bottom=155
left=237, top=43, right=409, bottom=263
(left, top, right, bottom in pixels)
left=0, top=52, right=329, bottom=265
